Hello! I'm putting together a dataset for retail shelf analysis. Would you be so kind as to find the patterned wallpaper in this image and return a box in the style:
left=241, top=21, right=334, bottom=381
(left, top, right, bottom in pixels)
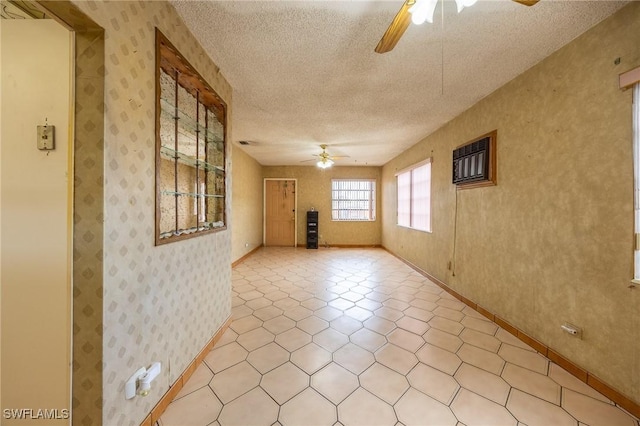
left=62, top=1, right=234, bottom=425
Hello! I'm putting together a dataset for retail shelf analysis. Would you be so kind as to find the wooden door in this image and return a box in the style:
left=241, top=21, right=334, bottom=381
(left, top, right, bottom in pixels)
left=265, top=180, right=296, bottom=246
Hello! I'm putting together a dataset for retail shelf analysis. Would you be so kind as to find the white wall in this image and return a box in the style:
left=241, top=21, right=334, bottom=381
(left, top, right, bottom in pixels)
left=1, top=19, right=72, bottom=424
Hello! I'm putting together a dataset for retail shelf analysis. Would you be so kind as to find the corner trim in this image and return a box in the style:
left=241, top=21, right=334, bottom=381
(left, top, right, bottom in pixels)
left=381, top=246, right=640, bottom=418
left=140, top=316, right=232, bottom=425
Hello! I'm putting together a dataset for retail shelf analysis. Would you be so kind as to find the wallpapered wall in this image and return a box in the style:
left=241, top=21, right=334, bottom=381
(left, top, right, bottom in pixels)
left=70, top=1, right=234, bottom=425
left=231, top=144, right=263, bottom=262
left=381, top=3, right=640, bottom=404
left=263, top=166, right=382, bottom=247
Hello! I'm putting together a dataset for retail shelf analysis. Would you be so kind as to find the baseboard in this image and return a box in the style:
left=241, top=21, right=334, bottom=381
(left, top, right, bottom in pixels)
left=296, top=244, right=382, bottom=248
left=232, top=245, right=263, bottom=268
left=381, top=246, right=640, bottom=418
left=140, top=316, right=232, bottom=426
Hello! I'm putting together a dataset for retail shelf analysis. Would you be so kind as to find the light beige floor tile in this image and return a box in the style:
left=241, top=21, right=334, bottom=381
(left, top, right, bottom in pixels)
left=330, top=316, right=363, bottom=335
left=415, top=343, right=462, bottom=375
left=547, top=363, right=610, bottom=403
left=364, top=316, right=397, bottom=335
left=328, top=298, right=355, bottom=311
left=261, top=361, right=309, bottom=404
left=283, top=305, right=313, bottom=321
left=454, top=363, right=510, bottom=405
left=313, top=328, right=349, bottom=352
left=451, top=389, right=517, bottom=426
left=457, top=343, right=505, bottom=375
left=273, top=297, right=300, bottom=311
left=162, top=248, right=635, bottom=426
left=160, top=387, right=222, bottom=426
left=252, top=305, right=283, bottom=321
left=245, top=297, right=273, bottom=311
left=232, top=305, right=253, bottom=320
left=375, top=343, right=419, bottom=375
left=461, top=316, right=498, bottom=335
left=291, top=342, right=332, bottom=374
left=297, top=316, right=329, bottom=335
left=375, top=306, right=405, bottom=322
left=502, top=363, right=560, bottom=404
left=360, top=363, right=409, bottom=404
left=350, top=328, right=387, bottom=352
left=230, top=315, right=263, bottom=334
left=246, top=342, right=290, bottom=374
left=395, top=388, right=458, bottom=426
left=301, top=297, right=327, bottom=311
left=334, top=343, right=375, bottom=375
left=561, top=389, right=637, bottom=426
left=279, top=388, right=337, bottom=426
left=345, top=306, right=374, bottom=321
left=338, top=388, right=397, bottom=426
left=314, top=306, right=343, bottom=322
left=498, top=344, right=548, bottom=375
left=236, top=327, right=275, bottom=352
left=311, top=362, right=359, bottom=404
left=429, top=316, right=465, bottom=336
left=404, top=306, right=435, bottom=322
left=275, top=327, right=312, bottom=352
left=433, top=306, right=466, bottom=322
left=262, top=315, right=296, bottom=335
left=387, top=328, right=425, bottom=352
left=424, top=328, right=463, bottom=353
left=507, top=389, right=577, bottom=426
left=218, top=387, right=278, bottom=426
left=204, top=342, right=249, bottom=374
left=408, top=363, right=460, bottom=405
left=174, top=363, right=214, bottom=400
left=395, top=316, right=430, bottom=335
left=459, top=328, right=501, bottom=353
left=216, top=328, right=238, bottom=347
left=210, top=361, right=261, bottom=403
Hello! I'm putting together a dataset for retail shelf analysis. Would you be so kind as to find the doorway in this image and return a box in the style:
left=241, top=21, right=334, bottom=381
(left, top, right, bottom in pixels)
left=1, top=11, right=73, bottom=423
left=264, top=179, right=297, bottom=246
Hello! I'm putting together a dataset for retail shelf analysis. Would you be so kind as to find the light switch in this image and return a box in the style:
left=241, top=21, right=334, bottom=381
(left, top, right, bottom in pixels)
left=37, top=125, right=55, bottom=150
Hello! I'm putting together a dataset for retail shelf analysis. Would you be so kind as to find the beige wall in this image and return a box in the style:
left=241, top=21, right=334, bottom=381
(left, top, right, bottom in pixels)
left=264, top=166, right=381, bottom=246
left=67, top=1, right=234, bottom=425
left=0, top=19, right=72, bottom=424
left=231, top=144, right=264, bottom=262
left=381, top=3, right=640, bottom=404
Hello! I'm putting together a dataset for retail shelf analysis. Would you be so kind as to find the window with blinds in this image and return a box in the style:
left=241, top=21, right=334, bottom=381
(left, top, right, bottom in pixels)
left=331, top=179, right=376, bottom=221
left=396, top=159, right=432, bottom=232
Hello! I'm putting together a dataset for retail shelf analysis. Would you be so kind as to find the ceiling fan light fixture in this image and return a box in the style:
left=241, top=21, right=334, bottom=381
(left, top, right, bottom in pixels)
left=317, top=159, right=334, bottom=169
left=454, top=0, right=478, bottom=13
left=409, top=0, right=438, bottom=25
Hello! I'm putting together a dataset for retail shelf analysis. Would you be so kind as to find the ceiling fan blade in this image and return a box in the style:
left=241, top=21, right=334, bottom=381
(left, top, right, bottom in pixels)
left=375, top=0, right=413, bottom=54
left=512, top=0, right=539, bottom=6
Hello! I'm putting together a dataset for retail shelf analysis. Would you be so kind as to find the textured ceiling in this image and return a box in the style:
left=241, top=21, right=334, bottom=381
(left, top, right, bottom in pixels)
left=171, top=0, right=627, bottom=166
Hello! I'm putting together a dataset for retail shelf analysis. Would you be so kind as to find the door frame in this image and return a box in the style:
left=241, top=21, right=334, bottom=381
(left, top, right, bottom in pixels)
left=263, top=178, right=297, bottom=247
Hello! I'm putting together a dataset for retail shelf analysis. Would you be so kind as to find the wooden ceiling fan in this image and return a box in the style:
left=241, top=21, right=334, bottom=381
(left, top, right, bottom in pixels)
left=375, top=0, right=539, bottom=54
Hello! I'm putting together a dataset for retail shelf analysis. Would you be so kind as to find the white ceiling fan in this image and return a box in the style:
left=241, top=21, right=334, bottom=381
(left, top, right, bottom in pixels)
left=302, top=144, right=349, bottom=169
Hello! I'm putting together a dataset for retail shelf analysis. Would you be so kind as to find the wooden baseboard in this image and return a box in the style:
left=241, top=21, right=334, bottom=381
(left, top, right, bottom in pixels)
left=232, top=245, right=263, bottom=268
left=381, top=246, right=640, bottom=419
left=140, top=316, right=232, bottom=426
left=296, top=244, right=382, bottom=248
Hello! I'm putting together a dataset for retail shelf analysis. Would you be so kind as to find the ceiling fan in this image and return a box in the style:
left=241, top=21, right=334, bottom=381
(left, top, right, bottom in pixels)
left=375, top=0, right=539, bottom=54
left=302, top=144, right=349, bottom=169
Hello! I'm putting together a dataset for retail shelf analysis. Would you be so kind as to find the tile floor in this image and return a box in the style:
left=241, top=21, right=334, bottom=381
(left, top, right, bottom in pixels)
left=158, top=247, right=639, bottom=426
